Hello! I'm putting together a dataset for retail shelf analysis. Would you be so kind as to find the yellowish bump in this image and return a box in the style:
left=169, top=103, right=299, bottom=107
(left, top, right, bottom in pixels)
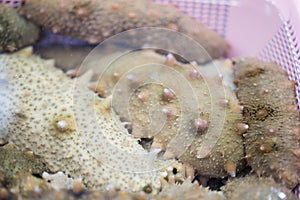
left=224, top=160, right=236, bottom=177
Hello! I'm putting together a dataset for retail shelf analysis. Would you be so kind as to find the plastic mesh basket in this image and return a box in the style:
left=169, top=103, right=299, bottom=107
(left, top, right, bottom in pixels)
left=0, top=0, right=300, bottom=102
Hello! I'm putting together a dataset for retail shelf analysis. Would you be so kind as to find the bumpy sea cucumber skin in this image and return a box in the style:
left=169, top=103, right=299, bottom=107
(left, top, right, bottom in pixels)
left=159, top=179, right=226, bottom=200
left=19, top=0, right=228, bottom=63
left=0, top=5, right=40, bottom=52
left=20, top=189, right=150, bottom=200
left=0, top=144, right=47, bottom=188
left=233, top=58, right=300, bottom=189
left=178, top=85, right=245, bottom=178
left=9, top=178, right=226, bottom=200
left=222, top=176, right=297, bottom=200
left=0, top=48, right=170, bottom=193
left=92, top=50, right=245, bottom=178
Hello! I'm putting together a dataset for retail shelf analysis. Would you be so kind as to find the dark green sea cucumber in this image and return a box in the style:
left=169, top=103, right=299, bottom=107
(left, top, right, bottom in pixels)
left=0, top=5, right=40, bottom=52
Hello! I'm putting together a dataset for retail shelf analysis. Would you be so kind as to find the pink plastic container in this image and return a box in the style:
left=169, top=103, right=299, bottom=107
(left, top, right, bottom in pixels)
left=1, top=0, right=299, bottom=106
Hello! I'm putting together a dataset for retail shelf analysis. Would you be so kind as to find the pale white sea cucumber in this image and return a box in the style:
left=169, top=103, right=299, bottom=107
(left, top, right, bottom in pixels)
left=0, top=48, right=183, bottom=193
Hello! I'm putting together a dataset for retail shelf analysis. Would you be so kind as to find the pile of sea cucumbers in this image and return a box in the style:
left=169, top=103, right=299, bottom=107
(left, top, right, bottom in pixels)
left=0, top=0, right=299, bottom=199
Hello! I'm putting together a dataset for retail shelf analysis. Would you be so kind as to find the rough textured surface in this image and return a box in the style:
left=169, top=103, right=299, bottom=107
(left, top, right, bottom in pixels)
left=159, top=179, right=226, bottom=200
left=0, top=144, right=47, bottom=188
left=3, top=178, right=226, bottom=200
left=89, top=50, right=245, bottom=178
left=222, top=176, right=297, bottom=200
left=19, top=0, right=229, bottom=63
left=0, top=48, right=184, bottom=193
left=233, top=58, right=300, bottom=189
left=0, top=5, right=40, bottom=52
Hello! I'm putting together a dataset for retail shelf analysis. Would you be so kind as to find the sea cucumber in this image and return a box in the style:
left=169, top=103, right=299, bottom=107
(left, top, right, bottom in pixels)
left=233, top=58, right=300, bottom=189
left=0, top=144, right=46, bottom=188
left=88, top=50, right=245, bottom=178
left=222, top=176, right=297, bottom=200
left=0, top=5, right=40, bottom=52
left=4, top=177, right=226, bottom=200
left=0, top=47, right=183, bottom=193
left=18, top=0, right=229, bottom=63
left=159, top=178, right=226, bottom=200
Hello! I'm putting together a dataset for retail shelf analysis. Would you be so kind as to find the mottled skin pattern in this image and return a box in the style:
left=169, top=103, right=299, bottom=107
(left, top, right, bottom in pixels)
left=0, top=144, right=47, bottom=188
left=89, top=50, right=245, bottom=178
left=233, top=58, right=300, bottom=189
left=18, top=0, right=228, bottom=63
left=0, top=48, right=185, bottom=193
left=0, top=5, right=39, bottom=52
left=222, top=176, right=297, bottom=200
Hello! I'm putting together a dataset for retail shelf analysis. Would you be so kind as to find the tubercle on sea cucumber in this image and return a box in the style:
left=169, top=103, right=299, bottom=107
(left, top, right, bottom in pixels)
left=18, top=0, right=229, bottom=63
left=0, top=47, right=185, bottom=193
left=222, top=176, right=297, bottom=200
left=87, top=50, right=245, bottom=178
left=233, top=57, right=300, bottom=189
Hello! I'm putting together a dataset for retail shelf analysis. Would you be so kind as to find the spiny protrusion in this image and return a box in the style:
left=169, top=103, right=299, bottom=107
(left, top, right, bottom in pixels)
left=236, top=123, right=249, bottom=135
left=137, top=91, right=150, bottom=102
left=162, top=107, right=178, bottom=120
left=162, top=88, right=176, bottom=102
left=220, top=99, right=229, bottom=108
left=126, top=74, right=138, bottom=84
left=267, top=128, right=276, bottom=135
left=189, top=68, right=201, bottom=80
left=55, top=120, right=68, bottom=133
left=112, top=72, right=120, bottom=80
left=72, top=180, right=86, bottom=194
left=75, top=6, right=90, bottom=19
left=66, top=68, right=80, bottom=78
left=224, top=160, right=236, bottom=177
left=259, top=143, right=273, bottom=153
left=88, top=82, right=105, bottom=96
left=194, top=118, right=209, bottom=133
left=165, top=53, right=176, bottom=67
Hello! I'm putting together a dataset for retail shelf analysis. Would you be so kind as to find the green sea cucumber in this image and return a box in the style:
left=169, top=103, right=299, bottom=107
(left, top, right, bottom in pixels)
left=0, top=144, right=46, bottom=188
left=0, top=5, right=40, bottom=52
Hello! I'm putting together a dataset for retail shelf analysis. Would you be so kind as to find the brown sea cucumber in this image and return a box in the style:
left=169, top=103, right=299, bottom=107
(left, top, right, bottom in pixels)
left=233, top=58, right=300, bottom=189
left=0, top=47, right=184, bottom=193
left=19, top=0, right=228, bottom=63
